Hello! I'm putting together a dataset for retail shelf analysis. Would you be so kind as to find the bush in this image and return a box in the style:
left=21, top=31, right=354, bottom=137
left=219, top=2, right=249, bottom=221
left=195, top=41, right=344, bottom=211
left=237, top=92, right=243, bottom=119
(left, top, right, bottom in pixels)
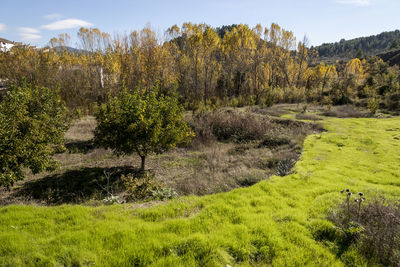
left=295, top=113, right=321, bottom=121
left=191, top=110, right=268, bottom=144
left=103, top=195, right=124, bottom=205
left=276, top=159, right=296, bottom=176
left=258, top=135, right=292, bottom=149
left=122, top=173, right=162, bottom=201
left=367, top=97, right=379, bottom=114
left=330, top=189, right=400, bottom=266
left=122, top=173, right=177, bottom=201
left=151, top=187, right=178, bottom=200
left=321, top=105, right=368, bottom=118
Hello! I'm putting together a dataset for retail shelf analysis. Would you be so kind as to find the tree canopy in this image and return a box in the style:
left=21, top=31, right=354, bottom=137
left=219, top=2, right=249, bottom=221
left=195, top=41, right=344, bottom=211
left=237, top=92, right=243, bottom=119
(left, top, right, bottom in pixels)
left=94, top=85, right=194, bottom=171
left=0, top=83, right=69, bottom=187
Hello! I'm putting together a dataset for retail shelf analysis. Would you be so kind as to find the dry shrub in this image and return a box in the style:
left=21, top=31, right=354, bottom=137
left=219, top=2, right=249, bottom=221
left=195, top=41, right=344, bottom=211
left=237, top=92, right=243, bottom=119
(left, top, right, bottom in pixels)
left=321, top=105, right=369, bottom=118
left=295, top=113, right=322, bottom=121
left=356, top=199, right=400, bottom=266
left=330, top=191, right=400, bottom=266
left=258, top=135, right=292, bottom=149
left=189, top=110, right=323, bottom=149
left=199, top=146, right=225, bottom=171
left=190, top=110, right=268, bottom=144
left=247, top=106, right=288, bottom=117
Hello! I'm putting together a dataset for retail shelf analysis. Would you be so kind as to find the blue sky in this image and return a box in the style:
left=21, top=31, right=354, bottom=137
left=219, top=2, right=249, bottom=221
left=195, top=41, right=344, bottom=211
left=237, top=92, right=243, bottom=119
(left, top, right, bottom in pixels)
left=0, top=0, right=399, bottom=47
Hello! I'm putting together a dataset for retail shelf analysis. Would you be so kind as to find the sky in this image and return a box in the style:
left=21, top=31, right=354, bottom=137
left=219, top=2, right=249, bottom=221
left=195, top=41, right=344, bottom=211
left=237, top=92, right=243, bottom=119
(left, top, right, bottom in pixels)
left=0, top=0, right=399, bottom=47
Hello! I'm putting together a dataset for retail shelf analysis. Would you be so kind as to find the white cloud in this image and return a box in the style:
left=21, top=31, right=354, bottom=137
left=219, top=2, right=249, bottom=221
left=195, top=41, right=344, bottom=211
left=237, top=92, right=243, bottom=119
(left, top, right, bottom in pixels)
left=18, top=27, right=42, bottom=42
left=41, top=19, right=93, bottom=30
left=0, top=23, right=6, bottom=32
left=336, top=0, right=372, bottom=6
left=19, top=27, right=40, bottom=34
left=44, top=13, right=63, bottom=21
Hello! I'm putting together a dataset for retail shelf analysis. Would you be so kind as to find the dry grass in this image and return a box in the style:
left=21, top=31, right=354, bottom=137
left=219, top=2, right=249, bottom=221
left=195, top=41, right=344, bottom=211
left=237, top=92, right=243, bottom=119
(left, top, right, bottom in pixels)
left=320, top=105, right=370, bottom=118
left=64, top=115, right=96, bottom=141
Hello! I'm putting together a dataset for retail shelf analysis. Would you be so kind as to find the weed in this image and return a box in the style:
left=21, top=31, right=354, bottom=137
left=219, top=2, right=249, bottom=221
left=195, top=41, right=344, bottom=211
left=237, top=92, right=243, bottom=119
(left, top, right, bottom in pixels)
left=276, top=159, right=296, bottom=176
left=329, top=189, right=400, bottom=266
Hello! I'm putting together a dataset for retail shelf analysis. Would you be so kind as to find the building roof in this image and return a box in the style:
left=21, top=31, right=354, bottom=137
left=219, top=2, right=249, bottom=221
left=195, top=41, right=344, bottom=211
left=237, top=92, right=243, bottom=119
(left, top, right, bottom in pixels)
left=0, top=38, right=14, bottom=44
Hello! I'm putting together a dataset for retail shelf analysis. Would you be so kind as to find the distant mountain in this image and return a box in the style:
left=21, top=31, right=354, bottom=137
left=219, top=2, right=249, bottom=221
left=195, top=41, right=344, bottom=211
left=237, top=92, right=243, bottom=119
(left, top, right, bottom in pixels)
left=52, top=46, right=89, bottom=54
left=314, top=30, right=400, bottom=63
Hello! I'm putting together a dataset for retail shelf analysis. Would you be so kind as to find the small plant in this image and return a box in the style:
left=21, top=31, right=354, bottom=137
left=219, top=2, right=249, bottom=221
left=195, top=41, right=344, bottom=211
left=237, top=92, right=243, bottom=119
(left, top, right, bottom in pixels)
left=302, top=104, right=308, bottom=113
left=276, top=159, right=296, bottom=176
left=151, top=188, right=178, bottom=200
left=367, top=97, right=379, bottom=114
left=103, top=195, right=124, bottom=205
left=122, top=172, right=162, bottom=201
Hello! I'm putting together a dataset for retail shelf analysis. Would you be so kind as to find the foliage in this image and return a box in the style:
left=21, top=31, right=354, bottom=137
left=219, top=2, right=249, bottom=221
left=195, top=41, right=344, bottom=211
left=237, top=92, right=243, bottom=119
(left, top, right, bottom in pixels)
left=94, top=85, right=193, bottom=171
left=276, top=159, right=296, bottom=176
left=122, top=173, right=164, bottom=201
left=151, top=187, right=179, bottom=201
left=103, top=195, right=124, bottom=205
left=0, top=83, right=68, bottom=187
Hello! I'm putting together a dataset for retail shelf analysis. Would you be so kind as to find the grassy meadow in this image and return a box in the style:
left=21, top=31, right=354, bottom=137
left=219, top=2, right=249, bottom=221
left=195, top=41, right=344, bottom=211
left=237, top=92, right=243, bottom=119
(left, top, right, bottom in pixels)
left=1, top=114, right=400, bottom=266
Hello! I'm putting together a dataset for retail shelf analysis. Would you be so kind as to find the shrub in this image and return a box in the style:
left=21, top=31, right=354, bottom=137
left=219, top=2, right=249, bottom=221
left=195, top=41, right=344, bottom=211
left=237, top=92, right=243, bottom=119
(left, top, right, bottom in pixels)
left=103, top=195, right=124, bottom=205
left=258, top=135, right=292, bottom=149
left=122, top=173, right=162, bottom=201
left=321, top=105, right=368, bottom=118
left=295, top=113, right=321, bottom=121
left=151, top=187, right=178, bottom=200
left=191, top=110, right=268, bottom=144
left=330, top=190, right=400, bottom=266
left=367, top=97, right=379, bottom=114
left=276, top=159, right=296, bottom=176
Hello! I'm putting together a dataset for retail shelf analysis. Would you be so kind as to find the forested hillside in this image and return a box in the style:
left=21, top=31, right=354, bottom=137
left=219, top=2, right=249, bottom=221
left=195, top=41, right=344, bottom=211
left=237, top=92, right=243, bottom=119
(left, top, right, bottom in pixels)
left=315, top=30, right=400, bottom=62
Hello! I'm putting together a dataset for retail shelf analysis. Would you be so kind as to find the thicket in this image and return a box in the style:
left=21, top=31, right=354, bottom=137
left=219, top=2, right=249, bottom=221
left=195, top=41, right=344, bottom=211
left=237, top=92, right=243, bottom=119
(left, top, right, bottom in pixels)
left=1, top=23, right=398, bottom=115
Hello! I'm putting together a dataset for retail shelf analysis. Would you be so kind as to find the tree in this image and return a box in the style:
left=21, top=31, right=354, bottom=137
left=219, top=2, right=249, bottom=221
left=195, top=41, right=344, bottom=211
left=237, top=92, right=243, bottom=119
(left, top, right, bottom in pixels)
left=355, top=48, right=364, bottom=59
left=0, top=83, right=69, bottom=188
left=94, top=85, right=194, bottom=172
left=389, top=39, right=399, bottom=50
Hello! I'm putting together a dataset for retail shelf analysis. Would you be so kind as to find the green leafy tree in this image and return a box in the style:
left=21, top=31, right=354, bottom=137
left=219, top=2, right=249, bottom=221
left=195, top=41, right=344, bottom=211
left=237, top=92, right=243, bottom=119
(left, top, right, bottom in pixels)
left=94, top=85, right=194, bottom=172
left=0, top=83, right=69, bottom=188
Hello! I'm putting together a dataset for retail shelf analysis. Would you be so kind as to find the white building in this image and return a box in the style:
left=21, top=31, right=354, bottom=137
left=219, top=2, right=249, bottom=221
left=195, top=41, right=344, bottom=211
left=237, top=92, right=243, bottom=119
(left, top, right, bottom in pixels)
left=0, top=38, right=17, bottom=52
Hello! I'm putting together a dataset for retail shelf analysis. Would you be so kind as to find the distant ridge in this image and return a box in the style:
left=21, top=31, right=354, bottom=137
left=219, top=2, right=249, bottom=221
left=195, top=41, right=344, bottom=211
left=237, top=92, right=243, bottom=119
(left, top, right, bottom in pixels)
left=313, top=30, right=400, bottom=63
left=52, top=46, right=89, bottom=54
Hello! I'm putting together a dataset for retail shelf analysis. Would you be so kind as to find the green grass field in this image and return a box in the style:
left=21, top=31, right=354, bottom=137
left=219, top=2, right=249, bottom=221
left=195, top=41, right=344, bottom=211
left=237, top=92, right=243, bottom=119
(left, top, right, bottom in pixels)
left=1, top=117, right=400, bottom=266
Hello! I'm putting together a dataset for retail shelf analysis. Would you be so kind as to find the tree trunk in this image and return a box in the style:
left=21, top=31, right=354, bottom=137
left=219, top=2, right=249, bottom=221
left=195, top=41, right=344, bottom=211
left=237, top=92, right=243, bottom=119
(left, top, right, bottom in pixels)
left=140, top=155, right=146, bottom=172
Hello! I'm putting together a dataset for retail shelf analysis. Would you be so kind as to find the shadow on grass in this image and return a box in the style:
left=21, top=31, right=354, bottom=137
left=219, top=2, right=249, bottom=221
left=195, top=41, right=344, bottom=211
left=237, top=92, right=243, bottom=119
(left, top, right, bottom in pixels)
left=14, top=166, right=140, bottom=205
left=64, top=140, right=96, bottom=154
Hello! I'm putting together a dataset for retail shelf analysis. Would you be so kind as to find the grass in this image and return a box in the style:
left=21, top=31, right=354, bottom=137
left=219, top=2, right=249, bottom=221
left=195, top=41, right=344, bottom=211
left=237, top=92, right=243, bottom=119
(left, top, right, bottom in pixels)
left=1, top=116, right=400, bottom=265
